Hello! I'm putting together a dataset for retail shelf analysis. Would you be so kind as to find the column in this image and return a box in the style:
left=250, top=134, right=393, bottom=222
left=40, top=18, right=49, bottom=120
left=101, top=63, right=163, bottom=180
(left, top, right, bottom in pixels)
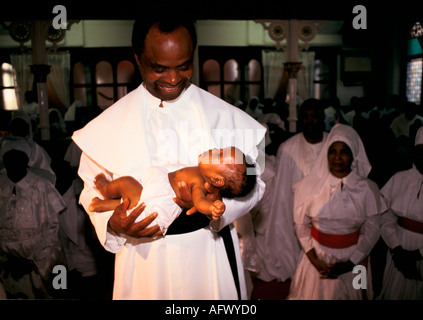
left=31, top=20, right=50, bottom=140
left=284, top=62, right=302, bottom=133
left=30, top=64, right=51, bottom=140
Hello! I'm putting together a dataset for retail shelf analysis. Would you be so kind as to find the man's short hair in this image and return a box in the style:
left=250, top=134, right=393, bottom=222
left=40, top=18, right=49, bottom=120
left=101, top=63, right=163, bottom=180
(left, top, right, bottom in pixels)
left=131, top=9, right=197, bottom=58
left=298, top=98, right=325, bottom=120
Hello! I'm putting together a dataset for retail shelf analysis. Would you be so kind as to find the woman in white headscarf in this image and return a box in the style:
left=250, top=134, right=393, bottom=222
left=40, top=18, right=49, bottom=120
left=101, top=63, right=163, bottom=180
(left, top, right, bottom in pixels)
left=288, top=123, right=387, bottom=300
left=377, top=126, right=423, bottom=300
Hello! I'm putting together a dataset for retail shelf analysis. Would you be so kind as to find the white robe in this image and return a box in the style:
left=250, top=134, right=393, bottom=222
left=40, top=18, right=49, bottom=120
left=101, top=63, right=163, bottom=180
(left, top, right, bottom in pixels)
left=0, top=169, right=66, bottom=298
left=72, top=83, right=266, bottom=300
left=255, top=132, right=327, bottom=282
left=378, top=167, right=423, bottom=299
left=289, top=172, right=385, bottom=300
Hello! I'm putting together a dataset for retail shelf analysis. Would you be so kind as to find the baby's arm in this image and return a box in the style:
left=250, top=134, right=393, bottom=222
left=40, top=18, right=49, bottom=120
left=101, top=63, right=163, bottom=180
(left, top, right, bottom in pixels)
left=91, top=173, right=143, bottom=210
left=191, top=184, right=225, bottom=220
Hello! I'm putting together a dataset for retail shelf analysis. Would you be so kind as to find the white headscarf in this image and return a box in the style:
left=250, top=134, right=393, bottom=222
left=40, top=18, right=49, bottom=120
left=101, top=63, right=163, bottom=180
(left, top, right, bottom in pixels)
left=10, top=110, right=33, bottom=139
left=0, top=136, right=32, bottom=159
left=293, top=123, right=372, bottom=208
left=0, top=136, right=56, bottom=184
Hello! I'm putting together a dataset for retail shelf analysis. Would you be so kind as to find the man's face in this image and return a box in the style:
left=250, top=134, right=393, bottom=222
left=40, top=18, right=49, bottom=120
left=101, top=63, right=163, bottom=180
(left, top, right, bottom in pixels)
left=135, top=24, right=194, bottom=101
left=301, top=108, right=325, bottom=141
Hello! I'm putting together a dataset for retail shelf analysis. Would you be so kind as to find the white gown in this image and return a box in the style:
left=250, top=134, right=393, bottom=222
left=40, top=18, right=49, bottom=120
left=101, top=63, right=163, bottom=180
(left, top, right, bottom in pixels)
left=289, top=172, right=384, bottom=299
left=288, top=124, right=387, bottom=300
left=257, top=132, right=327, bottom=282
left=0, top=169, right=66, bottom=298
left=378, top=167, right=423, bottom=299
left=72, top=83, right=266, bottom=300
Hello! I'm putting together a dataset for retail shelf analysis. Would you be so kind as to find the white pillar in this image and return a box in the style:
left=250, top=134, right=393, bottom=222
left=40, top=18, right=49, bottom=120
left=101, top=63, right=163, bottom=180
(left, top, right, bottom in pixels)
left=31, top=21, right=50, bottom=140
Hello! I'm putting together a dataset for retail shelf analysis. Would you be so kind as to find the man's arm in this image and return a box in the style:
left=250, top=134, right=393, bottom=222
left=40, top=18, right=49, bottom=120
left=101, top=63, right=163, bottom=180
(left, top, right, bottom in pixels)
left=78, top=152, right=159, bottom=253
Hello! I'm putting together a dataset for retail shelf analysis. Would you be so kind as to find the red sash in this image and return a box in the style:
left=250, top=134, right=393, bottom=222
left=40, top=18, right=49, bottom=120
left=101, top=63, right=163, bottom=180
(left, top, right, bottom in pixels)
left=311, top=225, right=360, bottom=249
left=398, top=216, right=423, bottom=234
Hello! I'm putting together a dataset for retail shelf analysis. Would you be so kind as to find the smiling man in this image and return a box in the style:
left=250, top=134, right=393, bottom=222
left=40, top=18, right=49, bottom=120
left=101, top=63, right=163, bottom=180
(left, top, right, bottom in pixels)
left=133, top=20, right=195, bottom=103
left=72, top=11, right=266, bottom=300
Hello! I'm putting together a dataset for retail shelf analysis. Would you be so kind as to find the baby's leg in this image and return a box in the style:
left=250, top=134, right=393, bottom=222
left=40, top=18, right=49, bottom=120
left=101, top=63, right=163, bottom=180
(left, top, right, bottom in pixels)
left=89, top=197, right=121, bottom=212
left=94, top=173, right=112, bottom=199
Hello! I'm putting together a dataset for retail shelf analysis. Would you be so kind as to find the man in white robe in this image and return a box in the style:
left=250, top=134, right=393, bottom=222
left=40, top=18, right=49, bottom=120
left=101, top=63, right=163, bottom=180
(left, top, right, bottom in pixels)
left=255, top=98, right=327, bottom=282
left=72, top=14, right=265, bottom=300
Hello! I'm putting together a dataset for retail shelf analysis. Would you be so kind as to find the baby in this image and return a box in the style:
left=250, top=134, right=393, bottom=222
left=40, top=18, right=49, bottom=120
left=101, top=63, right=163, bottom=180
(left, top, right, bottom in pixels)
left=89, top=146, right=256, bottom=230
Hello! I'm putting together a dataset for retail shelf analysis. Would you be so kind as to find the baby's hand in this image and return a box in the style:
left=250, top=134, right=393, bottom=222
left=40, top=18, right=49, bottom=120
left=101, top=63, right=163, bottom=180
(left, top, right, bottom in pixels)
left=211, top=200, right=225, bottom=220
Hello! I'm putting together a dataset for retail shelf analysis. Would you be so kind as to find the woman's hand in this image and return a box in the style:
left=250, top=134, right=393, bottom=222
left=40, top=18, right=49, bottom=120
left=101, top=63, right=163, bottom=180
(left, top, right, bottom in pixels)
left=325, top=260, right=355, bottom=278
left=306, top=249, right=331, bottom=278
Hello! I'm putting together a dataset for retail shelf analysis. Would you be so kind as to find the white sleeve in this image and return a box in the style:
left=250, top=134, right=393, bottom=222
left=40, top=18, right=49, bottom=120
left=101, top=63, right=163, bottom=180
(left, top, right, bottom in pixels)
left=380, top=209, right=401, bottom=250
left=293, top=203, right=313, bottom=254
left=78, top=151, right=126, bottom=253
left=349, top=214, right=381, bottom=264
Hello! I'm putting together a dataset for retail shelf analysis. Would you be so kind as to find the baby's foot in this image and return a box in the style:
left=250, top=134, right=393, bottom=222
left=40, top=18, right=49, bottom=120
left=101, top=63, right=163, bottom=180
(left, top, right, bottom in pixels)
left=94, top=173, right=110, bottom=198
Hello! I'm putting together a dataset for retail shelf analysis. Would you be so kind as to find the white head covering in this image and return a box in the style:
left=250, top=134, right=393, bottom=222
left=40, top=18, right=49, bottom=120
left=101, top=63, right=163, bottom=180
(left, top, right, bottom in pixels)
left=10, top=110, right=33, bottom=139
left=293, top=123, right=371, bottom=207
left=415, top=126, right=423, bottom=146
left=0, top=136, right=56, bottom=184
left=0, top=136, right=32, bottom=159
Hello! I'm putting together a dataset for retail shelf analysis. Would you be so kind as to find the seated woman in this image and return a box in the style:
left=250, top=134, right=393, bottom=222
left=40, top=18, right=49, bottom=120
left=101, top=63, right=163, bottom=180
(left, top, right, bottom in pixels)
left=288, top=123, right=387, bottom=300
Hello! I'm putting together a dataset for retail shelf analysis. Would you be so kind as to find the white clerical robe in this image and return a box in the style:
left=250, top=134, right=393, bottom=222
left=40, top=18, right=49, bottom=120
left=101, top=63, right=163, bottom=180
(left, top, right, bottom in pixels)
left=72, top=83, right=266, bottom=300
left=255, top=132, right=327, bottom=282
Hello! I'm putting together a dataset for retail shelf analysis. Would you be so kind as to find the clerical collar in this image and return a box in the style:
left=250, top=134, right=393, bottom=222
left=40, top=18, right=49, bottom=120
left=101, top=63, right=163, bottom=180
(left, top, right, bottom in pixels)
left=142, top=83, right=191, bottom=109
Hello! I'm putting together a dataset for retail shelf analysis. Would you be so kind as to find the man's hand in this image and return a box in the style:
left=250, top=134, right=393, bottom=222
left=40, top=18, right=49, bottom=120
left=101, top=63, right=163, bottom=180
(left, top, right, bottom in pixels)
left=108, top=199, right=162, bottom=238
left=173, top=181, right=196, bottom=214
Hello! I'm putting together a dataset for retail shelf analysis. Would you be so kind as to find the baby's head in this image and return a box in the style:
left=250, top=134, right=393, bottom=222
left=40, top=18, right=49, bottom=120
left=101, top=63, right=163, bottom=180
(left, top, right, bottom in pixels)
left=198, top=146, right=257, bottom=198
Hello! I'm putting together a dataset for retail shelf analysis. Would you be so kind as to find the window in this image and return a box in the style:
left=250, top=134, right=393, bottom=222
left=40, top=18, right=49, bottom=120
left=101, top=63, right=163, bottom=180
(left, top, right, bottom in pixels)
left=202, top=59, right=221, bottom=98
left=406, top=22, right=423, bottom=105
left=70, top=48, right=137, bottom=109
left=96, top=61, right=114, bottom=108
left=117, top=60, right=135, bottom=100
left=199, top=47, right=263, bottom=104
left=72, top=61, right=91, bottom=106
left=0, top=63, right=18, bottom=110
left=406, top=58, right=422, bottom=104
